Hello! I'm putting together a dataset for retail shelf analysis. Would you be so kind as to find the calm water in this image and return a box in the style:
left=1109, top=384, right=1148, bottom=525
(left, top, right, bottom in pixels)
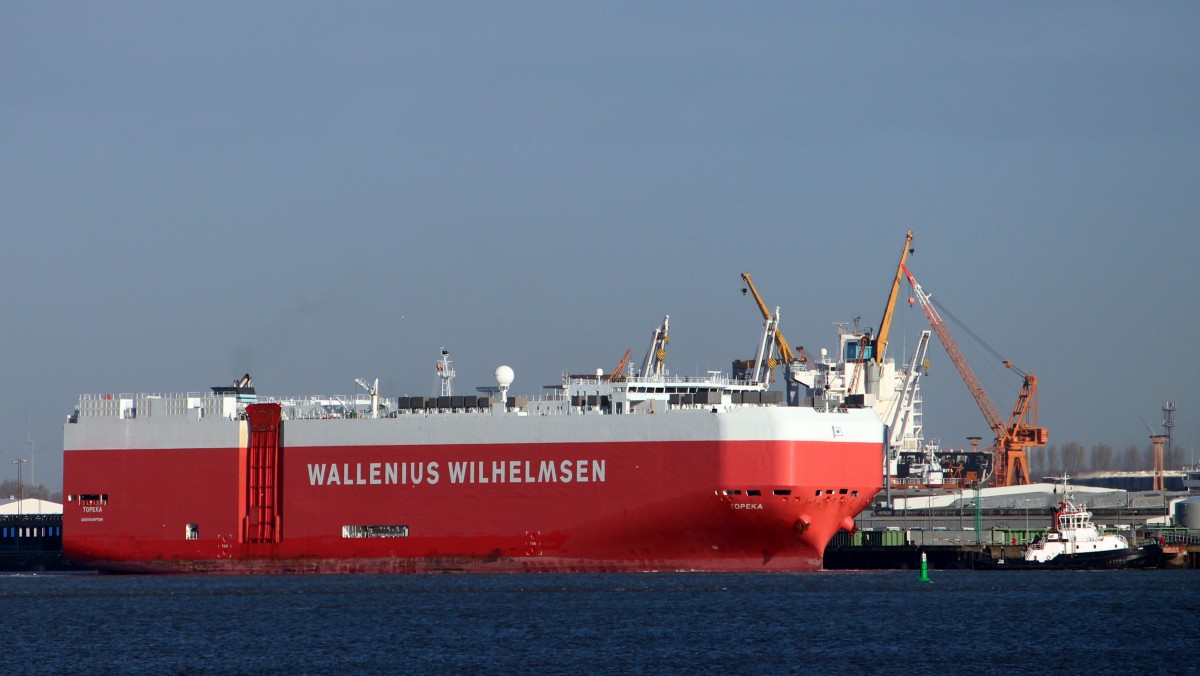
left=3, top=570, right=1197, bottom=675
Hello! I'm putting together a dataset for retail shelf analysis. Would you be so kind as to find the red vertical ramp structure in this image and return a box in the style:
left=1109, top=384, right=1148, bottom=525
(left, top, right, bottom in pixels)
left=243, top=403, right=283, bottom=543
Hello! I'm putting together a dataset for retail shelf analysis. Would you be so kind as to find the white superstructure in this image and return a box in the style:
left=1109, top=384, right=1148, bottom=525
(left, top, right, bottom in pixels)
left=1023, top=477, right=1131, bottom=563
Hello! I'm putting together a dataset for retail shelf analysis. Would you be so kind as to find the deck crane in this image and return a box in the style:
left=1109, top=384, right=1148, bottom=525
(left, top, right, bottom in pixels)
left=849, top=230, right=915, bottom=396
left=882, top=329, right=931, bottom=505
left=354, top=377, right=382, bottom=419
left=740, top=273, right=807, bottom=404
left=740, top=273, right=798, bottom=365
left=606, top=348, right=633, bottom=382
left=902, top=264, right=1048, bottom=487
left=874, top=229, right=914, bottom=365
left=888, top=330, right=932, bottom=462
left=641, top=315, right=671, bottom=379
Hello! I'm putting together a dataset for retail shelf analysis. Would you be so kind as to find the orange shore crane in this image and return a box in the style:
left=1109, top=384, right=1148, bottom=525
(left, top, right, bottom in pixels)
left=903, top=263, right=1048, bottom=486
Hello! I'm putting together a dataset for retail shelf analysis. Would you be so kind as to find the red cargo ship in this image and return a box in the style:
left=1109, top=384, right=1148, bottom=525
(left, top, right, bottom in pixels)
left=63, top=318, right=883, bottom=573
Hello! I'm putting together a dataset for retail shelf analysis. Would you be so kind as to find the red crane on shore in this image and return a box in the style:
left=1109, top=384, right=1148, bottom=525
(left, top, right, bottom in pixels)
left=903, top=264, right=1048, bottom=487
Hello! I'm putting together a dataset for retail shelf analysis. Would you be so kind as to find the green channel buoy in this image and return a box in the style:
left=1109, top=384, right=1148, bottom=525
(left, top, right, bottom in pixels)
left=918, top=551, right=931, bottom=583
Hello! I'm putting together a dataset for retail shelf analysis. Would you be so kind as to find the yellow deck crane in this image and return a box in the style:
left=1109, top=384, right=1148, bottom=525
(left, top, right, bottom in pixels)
left=848, top=230, right=914, bottom=396
left=740, top=273, right=799, bottom=365
left=903, top=263, right=1048, bottom=486
left=874, top=229, right=914, bottom=365
left=740, top=273, right=808, bottom=403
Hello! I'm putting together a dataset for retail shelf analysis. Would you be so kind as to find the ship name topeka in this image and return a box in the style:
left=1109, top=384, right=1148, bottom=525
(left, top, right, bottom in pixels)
left=306, top=459, right=607, bottom=487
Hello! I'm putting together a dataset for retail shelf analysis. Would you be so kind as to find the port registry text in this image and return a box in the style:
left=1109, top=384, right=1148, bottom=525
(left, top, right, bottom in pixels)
left=306, top=459, right=607, bottom=487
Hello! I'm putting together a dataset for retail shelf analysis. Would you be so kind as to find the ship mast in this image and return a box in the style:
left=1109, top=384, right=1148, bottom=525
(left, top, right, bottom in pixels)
left=437, top=349, right=455, bottom=397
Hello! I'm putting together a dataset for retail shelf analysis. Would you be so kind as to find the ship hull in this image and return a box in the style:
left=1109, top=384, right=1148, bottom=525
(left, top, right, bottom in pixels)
left=975, top=544, right=1164, bottom=570
left=64, top=404, right=883, bottom=574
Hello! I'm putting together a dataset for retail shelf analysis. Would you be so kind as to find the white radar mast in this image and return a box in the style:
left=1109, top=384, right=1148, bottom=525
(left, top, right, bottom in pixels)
left=494, top=365, right=514, bottom=409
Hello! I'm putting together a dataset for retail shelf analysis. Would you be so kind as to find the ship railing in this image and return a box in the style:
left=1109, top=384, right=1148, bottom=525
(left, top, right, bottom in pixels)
left=78, top=392, right=138, bottom=401
left=79, top=391, right=234, bottom=403
left=565, top=373, right=734, bottom=387
left=1147, top=527, right=1200, bottom=545
left=274, top=394, right=379, bottom=420
left=564, top=373, right=769, bottom=389
left=75, top=392, right=169, bottom=420
left=276, top=393, right=515, bottom=419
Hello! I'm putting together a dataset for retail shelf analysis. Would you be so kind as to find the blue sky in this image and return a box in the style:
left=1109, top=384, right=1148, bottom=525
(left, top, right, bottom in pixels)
left=3, top=3, right=1198, bottom=489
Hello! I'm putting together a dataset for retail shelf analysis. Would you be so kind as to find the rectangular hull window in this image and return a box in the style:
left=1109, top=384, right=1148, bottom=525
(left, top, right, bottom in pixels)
left=342, top=525, right=409, bottom=539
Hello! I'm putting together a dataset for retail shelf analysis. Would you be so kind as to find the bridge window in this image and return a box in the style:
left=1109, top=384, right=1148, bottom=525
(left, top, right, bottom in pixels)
left=844, top=342, right=874, bottom=361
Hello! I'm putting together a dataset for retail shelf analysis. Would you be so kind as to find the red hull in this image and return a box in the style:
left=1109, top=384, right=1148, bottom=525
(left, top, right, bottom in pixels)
left=65, top=449, right=878, bottom=573
left=78, top=554, right=826, bottom=575
left=64, top=402, right=883, bottom=573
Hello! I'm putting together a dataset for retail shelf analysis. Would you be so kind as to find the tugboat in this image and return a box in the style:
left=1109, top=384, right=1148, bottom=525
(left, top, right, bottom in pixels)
left=978, top=476, right=1163, bottom=570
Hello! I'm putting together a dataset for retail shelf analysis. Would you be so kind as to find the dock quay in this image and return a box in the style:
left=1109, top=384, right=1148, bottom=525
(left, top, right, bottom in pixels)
left=0, top=514, right=91, bottom=572
left=823, top=529, right=1200, bottom=570
left=825, top=486, right=1200, bottom=570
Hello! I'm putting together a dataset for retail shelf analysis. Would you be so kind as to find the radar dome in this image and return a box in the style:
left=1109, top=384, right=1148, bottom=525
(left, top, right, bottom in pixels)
left=495, top=365, right=515, bottom=387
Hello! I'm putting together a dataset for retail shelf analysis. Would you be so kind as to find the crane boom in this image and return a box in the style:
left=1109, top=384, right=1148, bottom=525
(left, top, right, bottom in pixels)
left=849, top=229, right=915, bottom=399
left=889, top=330, right=931, bottom=450
left=606, top=348, right=633, bottom=382
left=903, top=264, right=1005, bottom=434
left=641, top=315, right=670, bottom=379
left=875, top=230, right=914, bottom=364
left=902, top=263, right=1046, bottom=486
left=740, top=273, right=796, bottom=364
